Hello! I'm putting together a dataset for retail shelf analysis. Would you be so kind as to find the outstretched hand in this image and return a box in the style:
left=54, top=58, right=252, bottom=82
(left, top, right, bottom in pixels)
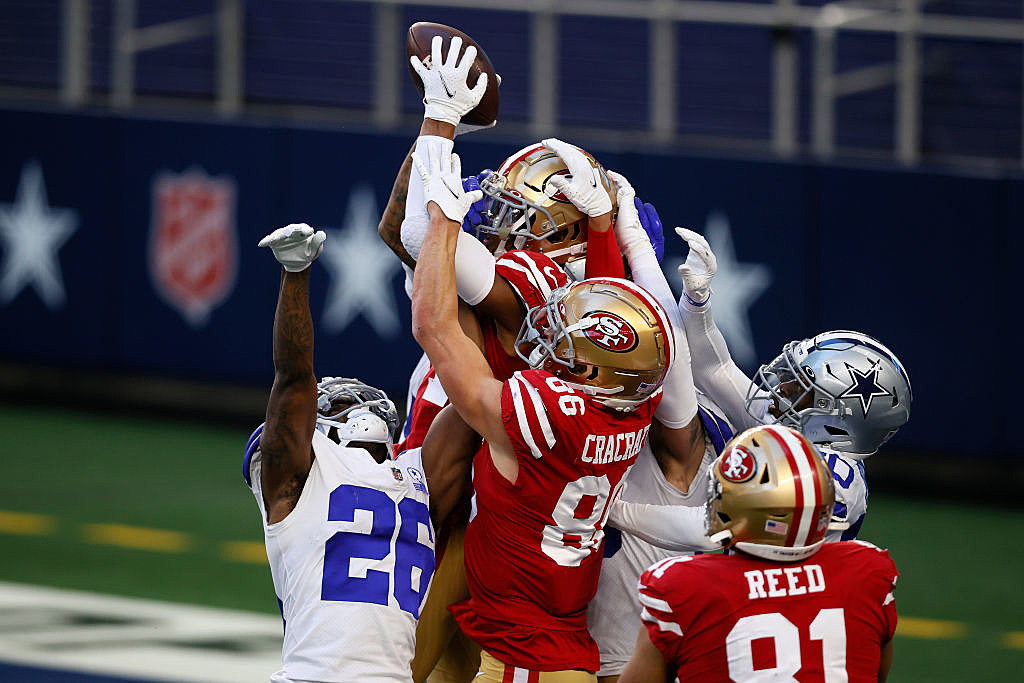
left=675, top=227, right=717, bottom=305
left=606, top=170, right=663, bottom=263
left=412, top=141, right=484, bottom=224
left=259, top=223, right=326, bottom=272
left=410, top=35, right=489, bottom=127
left=542, top=138, right=612, bottom=218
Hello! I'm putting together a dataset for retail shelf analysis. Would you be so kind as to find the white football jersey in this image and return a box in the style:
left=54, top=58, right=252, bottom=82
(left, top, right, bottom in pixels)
left=588, top=405, right=731, bottom=677
left=245, top=428, right=434, bottom=682
left=821, top=447, right=869, bottom=541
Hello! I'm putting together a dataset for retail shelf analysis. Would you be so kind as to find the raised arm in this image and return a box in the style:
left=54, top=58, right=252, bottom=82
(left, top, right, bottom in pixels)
left=419, top=403, right=481, bottom=527
left=377, top=144, right=417, bottom=269
left=606, top=171, right=708, bottom=479
left=675, top=227, right=765, bottom=429
left=541, top=138, right=622, bottom=279
left=410, top=142, right=517, bottom=479
left=257, top=224, right=326, bottom=524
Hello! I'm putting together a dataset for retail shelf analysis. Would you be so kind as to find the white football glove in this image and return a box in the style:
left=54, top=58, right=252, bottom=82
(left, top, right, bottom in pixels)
left=542, top=138, right=612, bottom=218
left=606, top=170, right=646, bottom=253
left=675, top=227, right=717, bottom=305
left=411, top=140, right=484, bottom=224
left=455, top=73, right=500, bottom=137
left=410, top=35, right=489, bottom=127
left=258, top=223, right=326, bottom=272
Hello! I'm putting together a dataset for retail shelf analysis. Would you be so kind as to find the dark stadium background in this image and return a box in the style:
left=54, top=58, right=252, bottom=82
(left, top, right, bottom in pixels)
left=1, top=1, right=1022, bottom=681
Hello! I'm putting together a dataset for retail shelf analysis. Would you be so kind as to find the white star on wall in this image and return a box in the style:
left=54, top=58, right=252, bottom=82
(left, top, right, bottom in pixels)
left=664, top=211, right=772, bottom=368
left=0, top=161, right=79, bottom=309
left=319, top=184, right=402, bottom=338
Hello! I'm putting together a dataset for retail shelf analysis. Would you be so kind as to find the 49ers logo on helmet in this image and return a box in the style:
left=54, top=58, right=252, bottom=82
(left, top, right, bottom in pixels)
left=720, top=446, right=757, bottom=483
left=584, top=311, right=638, bottom=352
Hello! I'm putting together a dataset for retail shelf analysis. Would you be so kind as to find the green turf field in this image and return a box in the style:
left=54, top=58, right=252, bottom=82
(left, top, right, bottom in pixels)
left=0, top=403, right=1021, bottom=681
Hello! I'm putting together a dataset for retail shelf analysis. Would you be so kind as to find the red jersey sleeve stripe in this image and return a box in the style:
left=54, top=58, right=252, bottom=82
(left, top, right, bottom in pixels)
left=508, top=376, right=546, bottom=459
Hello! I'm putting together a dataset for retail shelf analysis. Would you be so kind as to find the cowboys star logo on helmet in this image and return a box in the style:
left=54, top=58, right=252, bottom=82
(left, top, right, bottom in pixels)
left=745, top=330, right=911, bottom=459
left=839, top=363, right=892, bottom=415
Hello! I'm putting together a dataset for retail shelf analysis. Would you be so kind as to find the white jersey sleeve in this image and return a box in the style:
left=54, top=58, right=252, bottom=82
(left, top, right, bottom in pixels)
left=679, top=294, right=766, bottom=431
left=820, top=448, right=869, bottom=542
left=244, top=429, right=434, bottom=682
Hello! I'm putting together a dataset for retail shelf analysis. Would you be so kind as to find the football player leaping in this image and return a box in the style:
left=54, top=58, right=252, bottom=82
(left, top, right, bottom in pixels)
left=619, top=424, right=899, bottom=682
left=244, top=224, right=481, bottom=682
left=673, top=227, right=912, bottom=540
left=378, top=38, right=647, bottom=683
left=410, top=133, right=712, bottom=681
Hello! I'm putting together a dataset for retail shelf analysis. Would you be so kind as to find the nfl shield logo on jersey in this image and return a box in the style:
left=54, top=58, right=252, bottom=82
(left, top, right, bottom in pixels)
left=149, top=168, right=237, bottom=326
left=391, top=467, right=404, bottom=482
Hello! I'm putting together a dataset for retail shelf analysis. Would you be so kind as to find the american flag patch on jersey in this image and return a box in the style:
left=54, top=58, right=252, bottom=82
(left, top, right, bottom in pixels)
left=765, top=519, right=789, bottom=535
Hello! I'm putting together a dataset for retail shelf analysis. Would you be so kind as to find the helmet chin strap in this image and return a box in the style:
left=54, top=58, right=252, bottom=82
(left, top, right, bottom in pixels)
left=708, top=529, right=733, bottom=546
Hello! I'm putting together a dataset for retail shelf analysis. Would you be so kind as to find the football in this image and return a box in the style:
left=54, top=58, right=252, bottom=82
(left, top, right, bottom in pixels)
left=406, top=21, right=500, bottom=126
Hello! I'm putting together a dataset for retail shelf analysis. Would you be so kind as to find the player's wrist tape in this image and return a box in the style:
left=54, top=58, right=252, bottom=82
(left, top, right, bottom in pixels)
left=683, top=290, right=710, bottom=307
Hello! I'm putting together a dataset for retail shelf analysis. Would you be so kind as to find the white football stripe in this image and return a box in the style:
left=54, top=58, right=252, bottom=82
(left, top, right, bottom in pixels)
left=510, top=252, right=554, bottom=299
left=638, top=592, right=673, bottom=613
left=498, top=260, right=541, bottom=301
left=771, top=425, right=817, bottom=547
left=640, top=607, right=682, bottom=636
left=518, top=374, right=555, bottom=448
left=509, top=376, right=544, bottom=459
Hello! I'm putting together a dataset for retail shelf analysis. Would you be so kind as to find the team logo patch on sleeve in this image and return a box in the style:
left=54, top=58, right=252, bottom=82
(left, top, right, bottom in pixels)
left=721, top=446, right=757, bottom=483
left=407, top=467, right=427, bottom=494
left=584, top=311, right=638, bottom=352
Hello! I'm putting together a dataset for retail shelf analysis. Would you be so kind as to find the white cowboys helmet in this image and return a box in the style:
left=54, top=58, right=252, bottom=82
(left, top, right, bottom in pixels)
left=745, top=331, right=912, bottom=459
left=315, top=377, right=399, bottom=455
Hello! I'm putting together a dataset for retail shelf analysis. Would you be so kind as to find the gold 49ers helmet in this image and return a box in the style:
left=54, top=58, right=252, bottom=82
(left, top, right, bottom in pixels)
left=478, top=142, right=617, bottom=279
left=707, top=424, right=835, bottom=562
left=515, top=278, right=672, bottom=410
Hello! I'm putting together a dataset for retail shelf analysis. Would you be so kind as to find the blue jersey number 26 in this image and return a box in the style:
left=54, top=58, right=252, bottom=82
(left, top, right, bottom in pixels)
left=320, top=484, right=434, bottom=618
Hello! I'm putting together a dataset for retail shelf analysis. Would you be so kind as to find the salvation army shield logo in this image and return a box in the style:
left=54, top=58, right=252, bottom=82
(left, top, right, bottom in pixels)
left=149, top=169, right=237, bottom=326
left=584, top=311, right=638, bottom=352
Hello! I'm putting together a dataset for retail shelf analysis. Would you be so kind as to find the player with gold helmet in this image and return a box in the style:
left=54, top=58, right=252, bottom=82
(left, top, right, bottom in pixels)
left=514, top=277, right=673, bottom=410
left=408, top=101, right=717, bottom=679
left=618, top=423, right=900, bottom=682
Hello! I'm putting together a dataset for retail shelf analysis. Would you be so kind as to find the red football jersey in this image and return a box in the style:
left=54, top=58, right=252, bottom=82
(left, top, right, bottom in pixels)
left=399, top=250, right=569, bottom=452
left=451, top=369, right=663, bottom=672
left=639, top=541, right=899, bottom=682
